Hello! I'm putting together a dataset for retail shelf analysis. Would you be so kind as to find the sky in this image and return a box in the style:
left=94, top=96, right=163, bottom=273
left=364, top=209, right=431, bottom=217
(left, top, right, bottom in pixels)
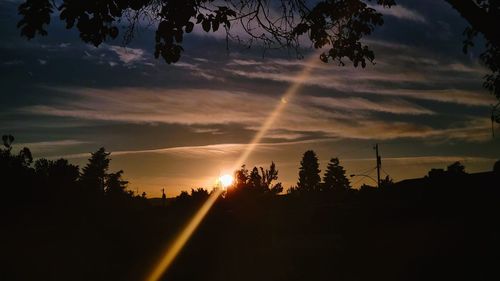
left=1, top=0, right=499, bottom=197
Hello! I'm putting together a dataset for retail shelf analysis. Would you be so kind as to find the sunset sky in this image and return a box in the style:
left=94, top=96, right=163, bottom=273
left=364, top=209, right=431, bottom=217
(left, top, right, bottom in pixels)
left=1, top=0, right=499, bottom=197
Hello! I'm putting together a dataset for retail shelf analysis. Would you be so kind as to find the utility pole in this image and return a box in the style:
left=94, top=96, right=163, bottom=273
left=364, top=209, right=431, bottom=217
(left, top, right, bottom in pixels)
left=374, top=144, right=381, bottom=188
left=161, top=188, right=166, bottom=208
left=492, top=102, right=500, bottom=138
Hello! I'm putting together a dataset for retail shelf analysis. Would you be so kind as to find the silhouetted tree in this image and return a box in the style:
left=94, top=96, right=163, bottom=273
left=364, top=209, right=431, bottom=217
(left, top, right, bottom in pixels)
left=297, top=150, right=321, bottom=192
left=191, top=188, right=210, bottom=202
left=359, top=183, right=377, bottom=192
left=428, top=168, right=446, bottom=178
left=176, top=190, right=190, bottom=203
left=34, top=158, right=79, bottom=199
left=260, top=162, right=278, bottom=187
left=80, top=147, right=110, bottom=195
left=269, top=182, right=284, bottom=195
left=106, top=170, right=129, bottom=198
left=1, top=135, right=35, bottom=204
left=493, top=160, right=500, bottom=174
left=229, top=162, right=283, bottom=195
left=2, top=135, right=15, bottom=151
left=16, top=0, right=394, bottom=66
left=1, top=135, right=33, bottom=169
left=379, top=175, right=394, bottom=188
left=261, top=162, right=283, bottom=194
left=234, top=165, right=250, bottom=189
left=323, top=157, right=350, bottom=191
left=447, top=161, right=466, bottom=175
left=249, top=167, right=263, bottom=190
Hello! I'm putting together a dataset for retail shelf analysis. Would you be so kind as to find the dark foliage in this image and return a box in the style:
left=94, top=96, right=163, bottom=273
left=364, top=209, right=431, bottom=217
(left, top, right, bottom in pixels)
left=452, top=0, right=500, bottom=100
left=16, top=0, right=394, bottom=66
left=15, top=0, right=500, bottom=114
left=323, top=157, right=351, bottom=191
left=296, top=150, right=321, bottom=192
left=494, top=159, right=500, bottom=173
left=227, top=162, right=283, bottom=199
left=80, top=147, right=110, bottom=195
left=2, top=137, right=500, bottom=281
left=447, top=161, right=466, bottom=175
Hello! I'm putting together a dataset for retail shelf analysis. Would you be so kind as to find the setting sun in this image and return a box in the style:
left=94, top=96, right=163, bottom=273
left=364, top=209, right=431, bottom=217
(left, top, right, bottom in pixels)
left=219, top=174, right=234, bottom=188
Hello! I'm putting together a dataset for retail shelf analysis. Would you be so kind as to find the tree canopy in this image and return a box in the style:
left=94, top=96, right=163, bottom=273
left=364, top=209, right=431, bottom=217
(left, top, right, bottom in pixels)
left=323, top=157, right=350, bottom=191
left=15, top=0, right=500, bottom=106
left=80, top=147, right=111, bottom=194
left=297, top=150, right=321, bottom=192
left=230, top=162, right=284, bottom=196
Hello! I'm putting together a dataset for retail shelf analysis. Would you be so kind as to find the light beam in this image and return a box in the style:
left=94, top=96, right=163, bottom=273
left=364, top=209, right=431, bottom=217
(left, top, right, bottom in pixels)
left=145, top=189, right=222, bottom=281
left=232, top=54, right=320, bottom=170
left=145, top=52, right=320, bottom=281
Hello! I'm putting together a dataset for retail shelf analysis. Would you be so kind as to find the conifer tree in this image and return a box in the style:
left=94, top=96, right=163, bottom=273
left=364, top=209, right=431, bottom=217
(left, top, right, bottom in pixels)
left=323, top=158, right=351, bottom=191
left=297, top=150, right=321, bottom=192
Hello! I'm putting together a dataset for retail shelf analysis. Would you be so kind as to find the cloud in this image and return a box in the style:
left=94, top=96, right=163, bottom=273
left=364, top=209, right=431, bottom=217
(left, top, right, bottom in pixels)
left=12, top=140, right=90, bottom=154
left=21, top=88, right=271, bottom=126
left=224, top=46, right=492, bottom=107
left=263, top=130, right=307, bottom=140
left=363, top=88, right=496, bottom=107
left=344, top=155, right=496, bottom=165
left=173, top=61, right=224, bottom=81
left=51, top=138, right=331, bottom=160
left=107, top=45, right=145, bottom=64
left=307, top=96, right=434, bottom=115
left=191, top=128, right=222, bottom=134
left=18, top=86, right=491, bottom=142
left=370, top=4, right=427, bottom=23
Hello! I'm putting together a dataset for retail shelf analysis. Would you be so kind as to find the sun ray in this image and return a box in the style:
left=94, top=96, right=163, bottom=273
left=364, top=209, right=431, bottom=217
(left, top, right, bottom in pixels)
left=144, top=52, right=320, bottom=281
left=232, top=54, right=319, bottom=170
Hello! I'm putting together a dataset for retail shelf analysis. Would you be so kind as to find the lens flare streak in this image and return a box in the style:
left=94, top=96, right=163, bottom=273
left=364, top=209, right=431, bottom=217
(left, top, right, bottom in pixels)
left=232, top=55, right=319, bottom=170
left=145, top=53, right=319, bottom=281
left=145, top=189, right=222, bottom=281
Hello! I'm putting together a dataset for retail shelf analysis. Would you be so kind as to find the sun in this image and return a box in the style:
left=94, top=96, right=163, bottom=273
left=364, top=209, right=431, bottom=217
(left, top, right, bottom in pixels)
left=219, top=174, right=234, bottom=189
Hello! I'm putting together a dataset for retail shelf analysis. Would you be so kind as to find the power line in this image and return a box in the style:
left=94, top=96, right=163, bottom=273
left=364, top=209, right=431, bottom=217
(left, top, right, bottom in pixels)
left=382, top=168, right=390, bottom=177
left=350, top=166, right=376, bottom=177
left=351, top=176, right=367, bottom=187
left=349, top=167, right=377, bottom=187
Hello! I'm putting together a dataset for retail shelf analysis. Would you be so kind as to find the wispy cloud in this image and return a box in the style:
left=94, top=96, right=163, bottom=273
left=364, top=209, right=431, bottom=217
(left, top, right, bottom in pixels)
left=173, top=61, right=224, bottom=81
left=363, top=88, right=496, bottom=107
left=308, top=96, right=434, bottom=115
left=370, top=4, right=427, bottom=23
left=52, top=138, right=332, bottom=160
left=107, top=45, right=145, bottom=64
left=225, top=45, right=492, bottom=107
left=18, top=87, right=491, bottom=142
left=12, top=140, right=90, bottom=154
left=343, top=155, right=496, bottom=166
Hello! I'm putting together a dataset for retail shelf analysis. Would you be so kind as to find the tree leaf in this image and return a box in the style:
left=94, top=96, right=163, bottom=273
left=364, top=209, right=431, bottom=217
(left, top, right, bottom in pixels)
left=202, top=19, right=210, bottom=32
left=185, top=21, right=194, bottom=33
